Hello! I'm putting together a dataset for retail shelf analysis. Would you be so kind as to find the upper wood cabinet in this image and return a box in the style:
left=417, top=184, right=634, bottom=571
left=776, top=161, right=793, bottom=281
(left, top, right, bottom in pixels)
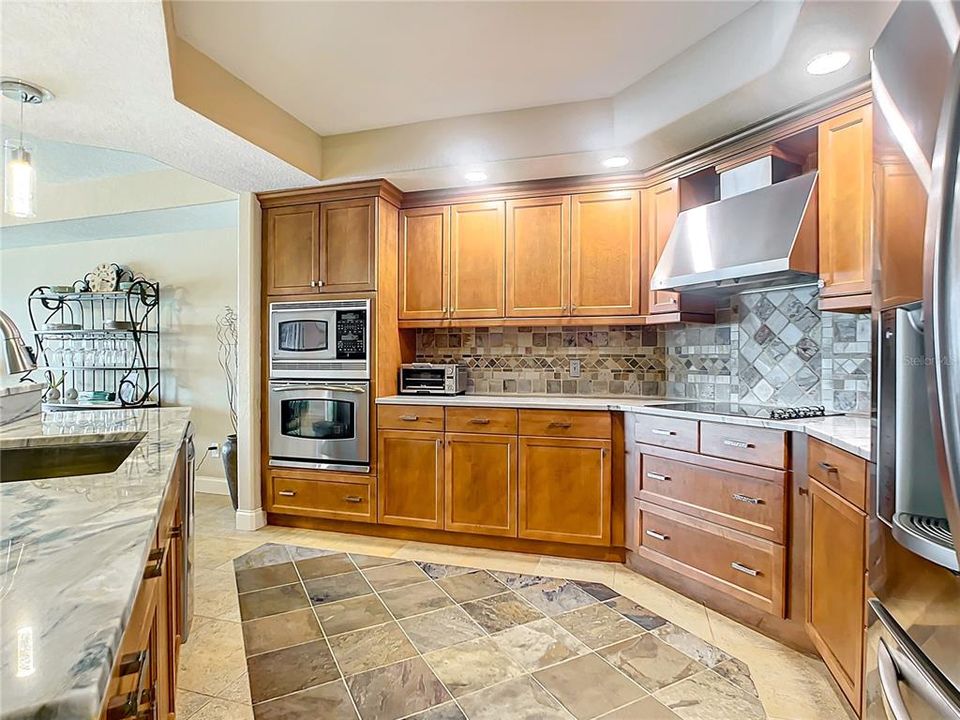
left=399, top=206, right=449, bottom=319
left=320, top=198, right=376, bottom=293
left=377, top=429, right=444, bottom=529
left=570, top=190, right=641, bottom=316
left=818, top=105, right=873, bottom=308
left=641, top=180, right=681, bottom=314
left=445, top=432, right=517, bottom=537
left=806, top=476, right=866, bottom=714
left=450, top=202, right=505, bottom=319
left=518, top=436, right=612, bottom=546
left=506, top=196, right=569, bottom=317
left=265, top=204, right=320, bottom=296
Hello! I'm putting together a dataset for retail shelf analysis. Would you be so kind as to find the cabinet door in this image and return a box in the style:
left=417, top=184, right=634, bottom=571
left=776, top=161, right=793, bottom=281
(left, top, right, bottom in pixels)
left=450, top=201, right=505, bottom=319
left=806, top=478, right=866, bottom=713
left=319, top=198, right=376, bottom=293
left=570, top=190, right=641, bottom=316
left=642, top=180, right=681, bottom=314
left=378, top=429, right=444, bottom=529
left=400, top=207, right=449, bottom=319
left=265, top=204, right=320, bottom=296
left=444, top=433, right=517, bottom=537
left=819, top=105, right=873, bottom=301
left=506, top=196, right=569, bottom=317
left=518, top=437, right=611, bottom=545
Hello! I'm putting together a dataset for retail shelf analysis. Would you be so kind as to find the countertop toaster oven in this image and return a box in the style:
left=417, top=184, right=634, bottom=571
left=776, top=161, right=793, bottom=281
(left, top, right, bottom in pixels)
left=399, top=363, right=467, bottom=395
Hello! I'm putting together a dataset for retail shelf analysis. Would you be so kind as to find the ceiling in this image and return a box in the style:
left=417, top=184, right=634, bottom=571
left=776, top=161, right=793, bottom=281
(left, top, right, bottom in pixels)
left=0, top=1, right=897, bottom=194
left=172, top=1, right=756, bottom=135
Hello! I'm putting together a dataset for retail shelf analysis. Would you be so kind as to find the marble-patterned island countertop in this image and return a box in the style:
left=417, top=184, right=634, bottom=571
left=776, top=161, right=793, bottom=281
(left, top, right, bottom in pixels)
left=376, top=394, right=872, bottom=460
left=0, top=407, right=192, bottom=720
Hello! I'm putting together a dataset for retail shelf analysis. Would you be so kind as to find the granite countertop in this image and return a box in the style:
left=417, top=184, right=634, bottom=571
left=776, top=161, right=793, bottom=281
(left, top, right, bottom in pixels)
left=0, top=407, right=192, bottom=720
left=376, top=394, right=873, bottom=460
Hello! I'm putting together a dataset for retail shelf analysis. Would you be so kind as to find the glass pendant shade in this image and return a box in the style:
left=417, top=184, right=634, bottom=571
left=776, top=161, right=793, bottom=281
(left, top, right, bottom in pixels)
left=4, top=139, right=36, bottom=219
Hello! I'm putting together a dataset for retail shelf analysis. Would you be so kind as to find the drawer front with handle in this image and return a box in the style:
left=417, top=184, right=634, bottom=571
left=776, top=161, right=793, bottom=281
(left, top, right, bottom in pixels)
left=808, top=436, right=866, bottom=510
left=519, top=409, right=611, bottom=439
left=270, top=474, right=375, bottom=522
left=637, top=454, right=786, bottom=543
left=699, top=422, right=787, bottom=469
left=634, top=415, right=698, bottom=451
left=378, top=404, right=445, bottom=431
left=446, top=407, right=518, bottom=434
left=636, top=500, right=786, bottom=616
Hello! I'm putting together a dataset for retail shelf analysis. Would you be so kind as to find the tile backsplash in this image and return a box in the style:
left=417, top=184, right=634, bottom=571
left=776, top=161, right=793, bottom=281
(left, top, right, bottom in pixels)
left=414, top=285, right=872, bottom=412
left=415, top=326, right=664, bottom=396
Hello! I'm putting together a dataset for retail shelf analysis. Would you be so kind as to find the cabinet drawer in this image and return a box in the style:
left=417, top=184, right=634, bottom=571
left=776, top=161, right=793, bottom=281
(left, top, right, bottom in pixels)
left=808, top=436, right=866, bottom=511
left=634, top=415, right=698, bottom=451
left=446, top=407, right=518, bottom=434
left=378, top=404, right=444, bottom=431
left=636, top=500, right=786, bottom=616
left=270, top=474, right=376, bottom=523
left=638, top=453, right=786, bottom=543
left=700, top=422, right=787, bottom=469
left=519, top=409, right=611, bottom=439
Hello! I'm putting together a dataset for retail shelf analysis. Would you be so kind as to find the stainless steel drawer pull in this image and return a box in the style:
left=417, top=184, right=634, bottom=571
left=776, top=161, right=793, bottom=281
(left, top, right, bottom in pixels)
left=651, top=429, right=676, bottom=436
left=142, top=548, right=165, bottom=580
left=548, top=421, right=572, bottom=429
left=399, top=415, right=420, bottom=421
left=731, top=493, right=762, bottom=505
left=723, top=439, right=753, bottom=449
left=169, top=524, right=182, bottom=539
left=818, top=461, right=837, bottom=472
left=117, top=650, right=147, bottom=677
left=731, top=562, right=759, bottom=576
left=645, top=530, right=669, bottom=541
left=469, top=418, right=491, bottom=425
left=278, top=490, right=297, bottom=497
left=344, top=495, right=363, bottom=504
left=646, top=472, right=671, bottom=482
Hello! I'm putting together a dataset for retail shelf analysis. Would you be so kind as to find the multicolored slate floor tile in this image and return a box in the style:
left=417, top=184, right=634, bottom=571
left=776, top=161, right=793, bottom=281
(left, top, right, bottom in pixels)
left=231, top=543, right=764, bottom=720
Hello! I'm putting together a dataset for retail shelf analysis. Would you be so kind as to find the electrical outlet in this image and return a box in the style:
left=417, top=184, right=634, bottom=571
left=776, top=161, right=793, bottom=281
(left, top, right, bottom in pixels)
left=569, top=358, right=582, bottom=378
left=208, top=442, right=220, bottom=459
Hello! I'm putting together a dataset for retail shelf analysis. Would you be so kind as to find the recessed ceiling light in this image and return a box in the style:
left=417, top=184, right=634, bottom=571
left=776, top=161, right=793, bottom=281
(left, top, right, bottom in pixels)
left=464, top=170, right=487, bottom=182
left=603, top=156, right=630, bottom=169
left=806, top=51, right=851, bottom=76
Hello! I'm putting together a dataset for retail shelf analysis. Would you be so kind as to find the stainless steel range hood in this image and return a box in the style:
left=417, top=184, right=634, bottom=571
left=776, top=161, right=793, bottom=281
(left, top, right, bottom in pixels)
left=650, top=157, right=819, bottom=297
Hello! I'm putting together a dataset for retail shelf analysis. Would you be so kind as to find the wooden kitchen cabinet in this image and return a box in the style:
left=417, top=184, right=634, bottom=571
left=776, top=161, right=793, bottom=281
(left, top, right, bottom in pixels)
left=377, top=429, right=445, bottom=529
left=506, top=195, right=570, bottom=317
left=818, top=105, right=873, bottom=310
left=264, top=204, right=321, bottom=296
left=319, top=197, right=376, bottom=293
left=806, top=476, right=866, bottom=714
left=518, top=436, right=611, bottom=545
left=444, top=432, right=517, bottom=537
left=399, top=206, right=450, bottom=319
left=570, top=190, right=641, bottom=316
left=450, top=201, right=505, bottom=319
left=642, top=180, right=681, bottom=314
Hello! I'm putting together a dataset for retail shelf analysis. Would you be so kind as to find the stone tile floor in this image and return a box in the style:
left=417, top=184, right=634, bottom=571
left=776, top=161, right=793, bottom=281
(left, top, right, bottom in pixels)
left=178, top=495, right=852, bottom=720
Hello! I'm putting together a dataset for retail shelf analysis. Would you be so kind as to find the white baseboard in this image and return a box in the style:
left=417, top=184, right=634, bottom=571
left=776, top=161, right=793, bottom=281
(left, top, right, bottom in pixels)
left=235, top=507, right=267, bottom=531
left=196, top=475, right=229, bottom=496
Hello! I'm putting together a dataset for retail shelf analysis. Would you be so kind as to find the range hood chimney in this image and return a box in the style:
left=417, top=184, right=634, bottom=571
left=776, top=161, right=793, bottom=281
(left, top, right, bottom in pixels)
left=650, top=150, right=819, bottom=297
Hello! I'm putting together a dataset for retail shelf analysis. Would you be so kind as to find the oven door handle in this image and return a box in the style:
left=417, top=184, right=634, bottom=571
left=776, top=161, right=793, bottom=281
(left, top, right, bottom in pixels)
left=271, top=383, right=367, bottom=394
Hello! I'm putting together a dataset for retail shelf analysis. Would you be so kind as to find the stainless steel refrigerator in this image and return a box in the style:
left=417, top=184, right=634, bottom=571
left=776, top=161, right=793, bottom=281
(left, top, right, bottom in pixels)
left=869, top=1, right=960, bottom=718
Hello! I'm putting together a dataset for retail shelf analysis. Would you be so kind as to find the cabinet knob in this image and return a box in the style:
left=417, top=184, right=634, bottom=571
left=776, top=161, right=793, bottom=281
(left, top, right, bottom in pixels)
left=317, top=280, right=325, bottom=287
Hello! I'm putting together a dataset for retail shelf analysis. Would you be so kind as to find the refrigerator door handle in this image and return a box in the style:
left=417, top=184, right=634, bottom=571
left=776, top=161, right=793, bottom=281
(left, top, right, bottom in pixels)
left=925, top=43, right=960, bottom=568
left=878, top=639, right=911, bottom=720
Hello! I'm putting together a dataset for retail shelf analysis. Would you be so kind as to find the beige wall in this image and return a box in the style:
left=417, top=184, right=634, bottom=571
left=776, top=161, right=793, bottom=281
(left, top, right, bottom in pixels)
left=0, top=226, right=239, bottom=479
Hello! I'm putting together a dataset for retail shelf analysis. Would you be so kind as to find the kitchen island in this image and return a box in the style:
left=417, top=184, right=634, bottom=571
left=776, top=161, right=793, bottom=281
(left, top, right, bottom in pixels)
left=0, top=407, right=192, bottom=720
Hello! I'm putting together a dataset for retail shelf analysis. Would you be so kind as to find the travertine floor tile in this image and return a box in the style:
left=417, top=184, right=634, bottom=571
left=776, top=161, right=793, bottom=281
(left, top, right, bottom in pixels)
left=458, top=674, right=574, bottom=720
left=533, top=652, right=647, bottom=720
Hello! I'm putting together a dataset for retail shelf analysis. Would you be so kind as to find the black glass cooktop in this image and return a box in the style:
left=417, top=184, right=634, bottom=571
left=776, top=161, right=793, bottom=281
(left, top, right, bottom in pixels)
left=646, top=402, right=836, bottom=420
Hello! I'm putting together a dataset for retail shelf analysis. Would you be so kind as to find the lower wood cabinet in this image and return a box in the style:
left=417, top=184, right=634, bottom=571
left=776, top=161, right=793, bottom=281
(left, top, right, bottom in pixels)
left=378, top=429, right=445, bottom=529
left=806, top=476, right=866, bottom=714
left=445, top=433, right=517, bottom=537
left=269, top=472, right=376, bottom=523
left=518, top=436, right=611, bottom=546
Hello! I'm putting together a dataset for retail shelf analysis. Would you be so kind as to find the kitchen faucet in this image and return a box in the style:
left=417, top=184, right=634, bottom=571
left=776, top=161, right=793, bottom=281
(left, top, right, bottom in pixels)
left=0, top=310, right=36, bottom=376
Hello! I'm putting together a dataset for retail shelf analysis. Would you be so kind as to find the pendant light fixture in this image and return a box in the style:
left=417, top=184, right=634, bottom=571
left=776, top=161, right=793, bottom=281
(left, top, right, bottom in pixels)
left=2, top=78, right=53, bottom=219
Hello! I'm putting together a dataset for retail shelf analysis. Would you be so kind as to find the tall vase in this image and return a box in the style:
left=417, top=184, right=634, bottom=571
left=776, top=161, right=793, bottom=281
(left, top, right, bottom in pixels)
left=222, top=433, right=239, bottom=510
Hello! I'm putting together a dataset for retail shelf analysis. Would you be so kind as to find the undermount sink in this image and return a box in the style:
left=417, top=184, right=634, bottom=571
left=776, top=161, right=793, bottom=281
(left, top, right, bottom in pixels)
left=0, top=438, right=143, bottom=483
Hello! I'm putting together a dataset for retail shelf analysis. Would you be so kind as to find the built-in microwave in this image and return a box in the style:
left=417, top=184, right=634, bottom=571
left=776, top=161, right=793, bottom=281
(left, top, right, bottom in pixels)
left=269, top=299, right=369, bottom=380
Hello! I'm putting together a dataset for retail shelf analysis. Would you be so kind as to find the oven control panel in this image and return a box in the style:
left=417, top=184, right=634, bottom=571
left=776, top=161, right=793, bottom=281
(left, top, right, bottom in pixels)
left=336, top=309, right=367, bottom=360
